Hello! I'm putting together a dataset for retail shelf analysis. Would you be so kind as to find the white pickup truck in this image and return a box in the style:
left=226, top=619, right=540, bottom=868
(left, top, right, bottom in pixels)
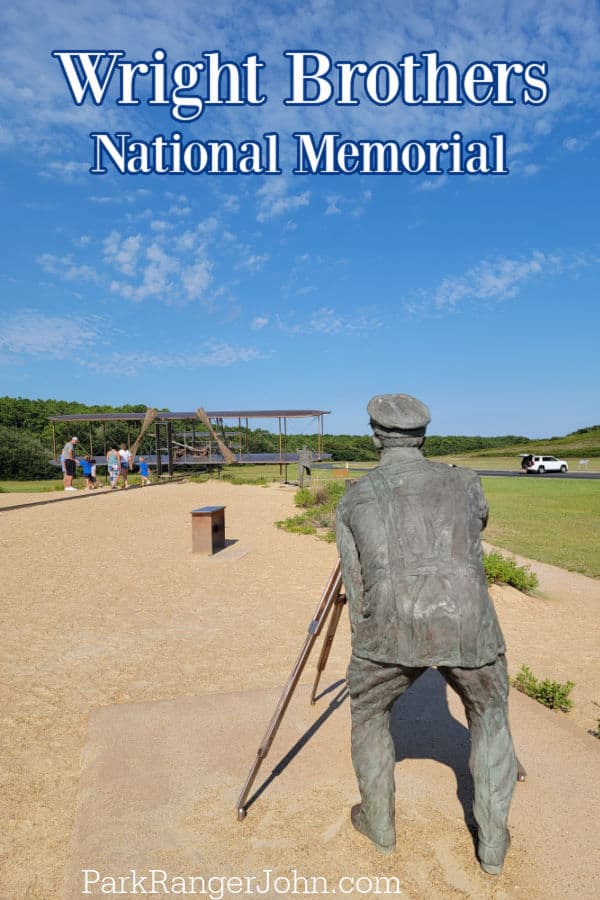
left=523, top=454, right=569, bottom=474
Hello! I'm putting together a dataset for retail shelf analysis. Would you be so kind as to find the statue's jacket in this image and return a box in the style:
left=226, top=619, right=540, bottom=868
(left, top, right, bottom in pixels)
left=336, top=449, right=506, bottom=668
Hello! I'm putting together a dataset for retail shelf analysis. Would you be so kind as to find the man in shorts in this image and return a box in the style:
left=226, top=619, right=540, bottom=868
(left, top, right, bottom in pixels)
left=62, top=437, right=79, bottom=491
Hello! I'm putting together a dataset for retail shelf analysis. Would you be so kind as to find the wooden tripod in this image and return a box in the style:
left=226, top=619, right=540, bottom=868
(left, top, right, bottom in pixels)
left=235, top=559, right=526, bottom=821
left=236, top=560, right=347, bottom=821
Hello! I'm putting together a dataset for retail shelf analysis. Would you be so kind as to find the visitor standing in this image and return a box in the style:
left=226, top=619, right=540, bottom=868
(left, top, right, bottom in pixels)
left=118, top=443, right=132, bottom=489
left=62, top=437, right=78, bottom=491
left=107, top=446, right=120, bottom=489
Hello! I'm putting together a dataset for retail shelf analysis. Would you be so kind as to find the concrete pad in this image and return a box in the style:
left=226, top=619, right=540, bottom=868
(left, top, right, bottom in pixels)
left=65, top=671, right=599, bottom=899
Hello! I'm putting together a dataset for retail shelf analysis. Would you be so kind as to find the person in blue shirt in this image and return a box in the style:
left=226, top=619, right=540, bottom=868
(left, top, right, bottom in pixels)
left=138, top=457, right=151, bottom=486
left=78, top=455, right=96, bottom=490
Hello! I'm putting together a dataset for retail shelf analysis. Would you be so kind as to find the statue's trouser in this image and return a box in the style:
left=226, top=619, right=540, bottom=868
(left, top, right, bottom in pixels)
left=347, top=653, right=517, bottom=862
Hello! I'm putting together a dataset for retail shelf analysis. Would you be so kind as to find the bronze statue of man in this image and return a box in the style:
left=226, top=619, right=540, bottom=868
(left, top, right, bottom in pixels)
left=336, top=393, right=517, bottom=875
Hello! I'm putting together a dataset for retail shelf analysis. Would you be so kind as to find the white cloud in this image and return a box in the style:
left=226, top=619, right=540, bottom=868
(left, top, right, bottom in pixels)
left=0, top=309, right=265, bottom=373
left=36, top=253, right=98, bottom=282
left=563, top=137, right=585, bottom=152
left=411, top=249, right=597, bottom=313
left=196, top=216, right=220, bottom=234
left=251, top=316, right=269, bottom=330
left=237, top=253, right=269, bottom=273
left=256, top=180, right=310, bottom=222
left=150, top=219, right=172, bottom=232
left=0, top=310, right=104, bottom=358
left=103, top=231, right=142, bottom=276
left=176, top=231, right=197, bottom=252
left=418, top=177, right=447, bottom=191
left=39, top=160, right=89, bottom=180
left=110, top=242, right=179, bottom=303
left=433, top=253, right=549, bottom=309
left=86, top=342, right=267, bottom=375
left=277, top=306, right=382, bottom=335
left=107, top=234, right=214, bottom=305
left=167, top=204, right=191, bottom=217
left=221, top=194, right=241, bottom=213
left=181, top=258, right=212, bottom=300
left=325, top=189, right=373, bottom=216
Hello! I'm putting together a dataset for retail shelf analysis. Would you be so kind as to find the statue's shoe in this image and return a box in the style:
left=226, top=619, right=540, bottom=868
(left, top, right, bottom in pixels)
left=479, top=830, right=511, bottom=875
left=350, top=805, right=395, bottom=855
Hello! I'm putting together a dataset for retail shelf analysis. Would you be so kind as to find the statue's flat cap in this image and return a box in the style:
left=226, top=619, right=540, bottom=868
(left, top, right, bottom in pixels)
left=368, top=394, right=431, bottom=431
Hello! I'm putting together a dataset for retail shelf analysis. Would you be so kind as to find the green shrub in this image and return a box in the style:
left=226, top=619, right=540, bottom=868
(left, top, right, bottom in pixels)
left=275, top=518, right=316, bottom=536
left=278, top=481, right=348, bottom=541
left=512, top=665, right=574, bottom=712
left=323, top=480, right=347, bottom=505
left=294, top=487, right=314, bottom=508
left=0, top=426, right=57, bottom=480
left=483, top=551, right=538, bottom=593
left=310, top=484, right=330, bottom=506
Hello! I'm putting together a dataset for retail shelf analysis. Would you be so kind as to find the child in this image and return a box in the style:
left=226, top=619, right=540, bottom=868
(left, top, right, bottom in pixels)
left=78, top=455, right=95, bottom=490
left=138, top=456, right=151, bottom=486
left=89, top=457, right=97, bottom=489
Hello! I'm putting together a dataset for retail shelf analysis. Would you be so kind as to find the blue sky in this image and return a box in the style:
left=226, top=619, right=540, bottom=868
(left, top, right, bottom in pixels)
left=0, top=0, right=598, bottom=437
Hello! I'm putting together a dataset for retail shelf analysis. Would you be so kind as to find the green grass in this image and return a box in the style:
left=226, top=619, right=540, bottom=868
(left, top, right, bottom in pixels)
left=482, top=477, right=600, bottom=577
left=188, top=461, right=376, bottom=486
left=0, top=479, right=64, bottom=493
left=188, top=464, right=282, bottom=485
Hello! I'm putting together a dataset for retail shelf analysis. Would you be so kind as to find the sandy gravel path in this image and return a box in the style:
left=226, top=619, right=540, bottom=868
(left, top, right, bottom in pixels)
left=0, top=481, right=598, bottom=897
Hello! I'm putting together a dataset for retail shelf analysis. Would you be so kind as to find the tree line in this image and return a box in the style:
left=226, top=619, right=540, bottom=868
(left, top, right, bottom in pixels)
left=0, top=396, right=530, bottom=479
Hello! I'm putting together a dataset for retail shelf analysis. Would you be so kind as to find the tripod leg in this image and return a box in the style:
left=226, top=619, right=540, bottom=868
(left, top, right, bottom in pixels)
left=310, top=593, right=346, bottom=705
left=236, top=562, right=342, bottom=820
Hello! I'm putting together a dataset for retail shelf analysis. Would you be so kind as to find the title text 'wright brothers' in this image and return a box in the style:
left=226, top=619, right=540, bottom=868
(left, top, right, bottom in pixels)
left=52, top=49, right=549, bottom=176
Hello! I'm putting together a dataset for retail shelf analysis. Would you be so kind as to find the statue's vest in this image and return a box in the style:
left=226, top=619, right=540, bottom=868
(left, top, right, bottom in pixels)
left=337, top=457, right=506, bottom=668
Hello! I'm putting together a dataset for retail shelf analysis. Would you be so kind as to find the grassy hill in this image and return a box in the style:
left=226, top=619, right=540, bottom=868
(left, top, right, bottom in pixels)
left=455, top=426, right=600, bottom=459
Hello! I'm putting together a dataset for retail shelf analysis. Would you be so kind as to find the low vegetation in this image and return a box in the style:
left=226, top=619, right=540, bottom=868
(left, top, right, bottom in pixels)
left=275, top=481, right=346, bottom=542
left=483, top=551, right=538, bottom=592
left=512, top=665, right=575, bottom=712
